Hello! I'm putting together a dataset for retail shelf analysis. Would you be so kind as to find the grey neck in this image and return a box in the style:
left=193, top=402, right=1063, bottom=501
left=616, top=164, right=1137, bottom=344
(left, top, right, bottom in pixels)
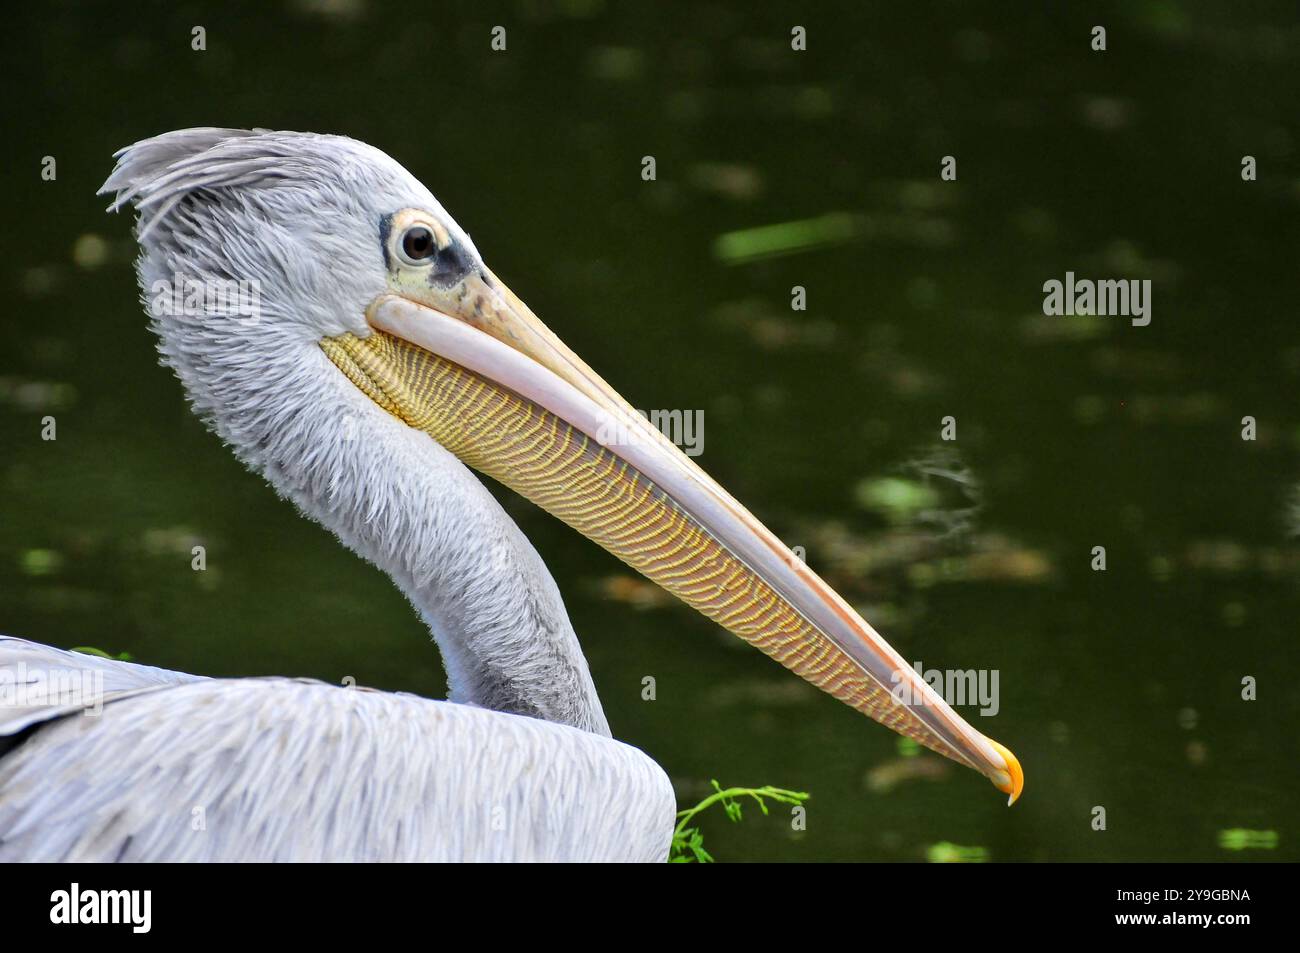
left=202, top=342, right=612, bottom=737
left=316, top=391, right=613, bottom=737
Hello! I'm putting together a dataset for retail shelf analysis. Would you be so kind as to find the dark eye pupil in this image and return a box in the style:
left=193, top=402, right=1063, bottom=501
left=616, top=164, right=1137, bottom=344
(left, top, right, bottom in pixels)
left=403, top=227, right=435, bottom=260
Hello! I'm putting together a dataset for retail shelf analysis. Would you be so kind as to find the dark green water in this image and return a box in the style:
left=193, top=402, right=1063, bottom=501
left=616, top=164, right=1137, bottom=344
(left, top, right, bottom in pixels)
left=2, top=2, right=1297, bottom=861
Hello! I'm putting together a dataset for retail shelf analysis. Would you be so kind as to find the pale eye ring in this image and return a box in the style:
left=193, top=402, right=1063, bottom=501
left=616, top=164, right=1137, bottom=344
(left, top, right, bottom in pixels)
left=398, top=225, right=437, bottom=264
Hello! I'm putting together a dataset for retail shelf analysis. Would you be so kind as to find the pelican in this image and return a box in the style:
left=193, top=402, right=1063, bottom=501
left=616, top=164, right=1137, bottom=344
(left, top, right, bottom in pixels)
left=0, top=129, right=1022, bottom=862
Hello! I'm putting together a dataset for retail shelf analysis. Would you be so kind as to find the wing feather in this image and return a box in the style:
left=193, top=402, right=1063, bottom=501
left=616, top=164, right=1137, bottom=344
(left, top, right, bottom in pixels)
left=0, top=639, right=674, bottom=862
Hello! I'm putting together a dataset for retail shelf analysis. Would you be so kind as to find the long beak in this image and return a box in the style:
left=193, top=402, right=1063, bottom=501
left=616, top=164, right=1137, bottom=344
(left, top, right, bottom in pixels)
left=321, top=268, right=1023, bottom=805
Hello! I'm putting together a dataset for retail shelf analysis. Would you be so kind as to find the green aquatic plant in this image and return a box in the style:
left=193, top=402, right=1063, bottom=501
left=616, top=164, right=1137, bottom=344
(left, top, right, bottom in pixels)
left=1217, top=829, right=1278, bottom=851
left=19, top=548, right=63, bottom=577
left=70, top=646, right=134, bottom=662
left=712, top=213, right=860, bottom=264
left=926, top=841, right=989, bottom=863
left=670, top=780, right=809, bottom=863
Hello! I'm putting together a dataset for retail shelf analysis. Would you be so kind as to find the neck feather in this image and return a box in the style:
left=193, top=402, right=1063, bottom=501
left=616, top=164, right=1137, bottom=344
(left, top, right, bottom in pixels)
left=172, top=328, right=612, bottom=736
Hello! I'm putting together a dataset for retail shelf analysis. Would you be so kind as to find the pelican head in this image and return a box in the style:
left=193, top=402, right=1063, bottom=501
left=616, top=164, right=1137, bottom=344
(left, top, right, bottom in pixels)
left=100, top=128, right=1022, bottom=804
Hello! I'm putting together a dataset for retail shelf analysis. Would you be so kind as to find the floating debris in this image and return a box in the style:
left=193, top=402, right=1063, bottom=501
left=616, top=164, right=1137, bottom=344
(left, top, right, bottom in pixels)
left=71, top=233, right=110, bottom=269
left=712, top=298, right=837, bottom=349
left=865, top=755, right=950, bottom=794
left=19, top=548, right=63, bottom=577
left=855, top=476, right=942, bottom=525
left=0, top=377, right=77, bottom=411
left=588, top=573, right=678, bottom=610
left=1217, top=829, right=1278, bottom=851
left=713, top=213, right=860, bottom=264
left=856, top=449, right=983, bottom=539
left=926, top=841, right=989, bottom=863
left=1184, top=540, right=1252, bottom=574
left=688, top=162, right=764, bottom=201
left=141, top=526, right=207, bottom=558
left=1170, top=535, right=1300, bottom=579
left=796, top=517, right=1054, bottom=587
left=961, top=543, right=1055, bottom=583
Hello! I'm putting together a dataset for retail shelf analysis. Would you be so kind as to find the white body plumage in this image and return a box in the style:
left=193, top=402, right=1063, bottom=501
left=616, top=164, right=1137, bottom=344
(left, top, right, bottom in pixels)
left=0, top=640, right=674, bottom=862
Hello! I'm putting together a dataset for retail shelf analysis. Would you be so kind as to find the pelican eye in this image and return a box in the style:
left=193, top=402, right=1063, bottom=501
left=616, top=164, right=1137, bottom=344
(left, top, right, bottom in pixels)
left=399, top=225, right=437, bottom=264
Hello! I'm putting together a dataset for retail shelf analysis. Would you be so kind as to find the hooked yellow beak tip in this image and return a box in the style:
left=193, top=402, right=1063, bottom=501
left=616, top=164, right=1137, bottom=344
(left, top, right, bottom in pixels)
left=985, top=738, right=1024, bottom=806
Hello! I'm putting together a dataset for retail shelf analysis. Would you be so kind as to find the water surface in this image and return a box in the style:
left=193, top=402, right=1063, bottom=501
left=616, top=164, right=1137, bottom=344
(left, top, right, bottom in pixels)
left=2, top=2, right=1297, bottom=861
